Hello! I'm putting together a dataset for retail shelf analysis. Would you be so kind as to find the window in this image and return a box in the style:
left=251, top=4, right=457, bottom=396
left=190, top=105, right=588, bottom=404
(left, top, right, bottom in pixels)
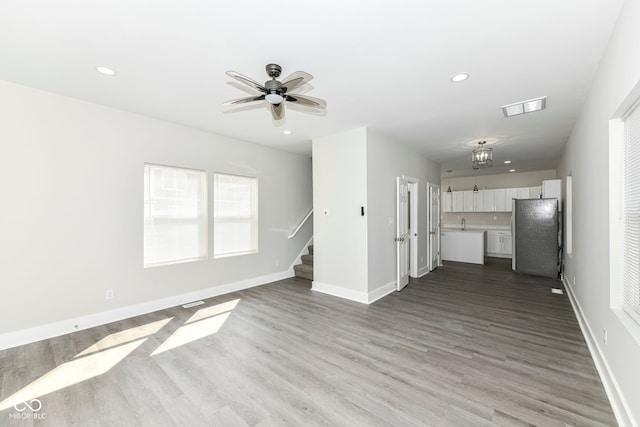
left=144, top=164, right=207, bottom=267
left=214, top=173, right=258, bottom=257
left=622, top=99, right=640, bottom=325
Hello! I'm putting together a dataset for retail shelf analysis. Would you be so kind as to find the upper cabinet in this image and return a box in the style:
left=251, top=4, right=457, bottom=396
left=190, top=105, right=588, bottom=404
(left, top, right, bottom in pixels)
left=483, top=189, right=495, bottom=212
left=530, top=186, right=542, bottom=199
left=517, top=187, right=530, bottom=199
left=443, top=192, right=453, bottom=212
left=443, top=185, right=551, bottom=213
left=494, top=189, right=507, bottom=211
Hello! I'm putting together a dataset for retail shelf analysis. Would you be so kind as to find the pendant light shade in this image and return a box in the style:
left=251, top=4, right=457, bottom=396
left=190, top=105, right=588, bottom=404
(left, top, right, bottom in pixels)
left=472, top=141, right=493, bottom=169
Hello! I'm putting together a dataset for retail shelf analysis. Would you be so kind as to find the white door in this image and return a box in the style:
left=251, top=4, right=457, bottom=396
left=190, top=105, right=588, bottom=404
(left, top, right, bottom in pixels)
left=396, top=177, right=410, bottom=290
left=428, top=183, right=441, bottom=271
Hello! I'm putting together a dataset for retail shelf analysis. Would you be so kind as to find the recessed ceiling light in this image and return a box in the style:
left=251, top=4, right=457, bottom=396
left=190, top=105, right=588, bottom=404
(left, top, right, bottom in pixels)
left=501, top=96, right=546, bottom=117
left=283, top=130, right=292, bottom=135
left=450, top=73, right=469, bottom=83
left=509, top=169, right=516, bottom=172
left=95, top=66, right=116, bottom=76
left=504, top=160, right=512, bottom=164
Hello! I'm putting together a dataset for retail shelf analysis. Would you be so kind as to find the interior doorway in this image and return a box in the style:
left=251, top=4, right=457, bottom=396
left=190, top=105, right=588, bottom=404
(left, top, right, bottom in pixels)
left=396, top=175, right=419, bottom=291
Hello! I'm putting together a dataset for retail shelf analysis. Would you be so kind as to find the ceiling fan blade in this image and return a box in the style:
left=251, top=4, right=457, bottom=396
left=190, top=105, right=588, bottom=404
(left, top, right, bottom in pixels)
left=285, top=94, right=326, bottom=109
left=280, top=71, right=313, bottom=93
left=226, top=71, right=266, bottom=92
left=270, top=103, right=285, bottom=121
left=223, top=95, right=265, bottom=106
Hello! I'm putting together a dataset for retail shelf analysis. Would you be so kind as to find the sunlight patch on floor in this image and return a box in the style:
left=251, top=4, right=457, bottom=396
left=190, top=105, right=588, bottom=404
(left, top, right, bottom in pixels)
left=0, top=317, right=173, bottom=411
left=0, top=338, right=144, bottom=411
left=76, top=317, right=173, bottom=357
left=151, top=299, right=240, bottom=355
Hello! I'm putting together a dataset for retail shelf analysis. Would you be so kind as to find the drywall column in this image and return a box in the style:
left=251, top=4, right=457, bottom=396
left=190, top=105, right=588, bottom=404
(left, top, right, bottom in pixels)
left=312, top=128, right=369, bottom=302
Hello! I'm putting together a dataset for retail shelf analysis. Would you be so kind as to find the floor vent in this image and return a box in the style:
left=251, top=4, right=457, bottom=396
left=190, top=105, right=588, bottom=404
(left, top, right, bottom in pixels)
left=182, top=301, right=205, bottom=308
left=551, top=288, right=564, bottom=295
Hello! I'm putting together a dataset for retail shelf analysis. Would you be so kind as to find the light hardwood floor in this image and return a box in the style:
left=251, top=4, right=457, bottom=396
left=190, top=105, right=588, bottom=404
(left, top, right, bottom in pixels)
left=0, top=259, right=616, bottom=426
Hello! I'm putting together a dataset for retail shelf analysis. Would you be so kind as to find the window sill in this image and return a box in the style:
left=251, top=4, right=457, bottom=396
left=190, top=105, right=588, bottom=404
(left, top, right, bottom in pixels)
left=612, top=307, right=640, bottom=347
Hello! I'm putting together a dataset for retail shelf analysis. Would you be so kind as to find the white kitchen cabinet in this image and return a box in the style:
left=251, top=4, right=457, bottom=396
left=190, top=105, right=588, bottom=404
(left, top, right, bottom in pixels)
left=463, top=190, right=474, bottom=212
left=502, top=234, right=512, bottom=256
left=443, top=192, right=452, bottom=212
left=482, top=189, right=495, bottom=211
left=530, top=186, right=542, bottom=199
left=453, top=191, right=464, bottom=212
left=517, top=187, right=530, bottom=199
left=473, top=191, right=483, bottom=212
left=505, top=188, right=518, bottom=212
left=494, top=189, right=506, bottom=211
left=486, top=230, right=512, bottom=258
left=487, top=231, right=501, bottom=254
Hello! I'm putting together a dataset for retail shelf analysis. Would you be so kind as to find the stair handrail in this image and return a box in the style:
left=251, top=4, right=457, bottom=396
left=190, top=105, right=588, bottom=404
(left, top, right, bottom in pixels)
left=288, top=208, right=313, bottom=239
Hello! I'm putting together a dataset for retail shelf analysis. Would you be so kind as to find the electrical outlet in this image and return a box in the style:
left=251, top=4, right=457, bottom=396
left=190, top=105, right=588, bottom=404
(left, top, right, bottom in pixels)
left=603, top=328, right=608, bottom=346
left=275, top=259, right=280, bottom=267
left=573, top=276, right=576, bottom=287
left=421, top=256, right=424, bottom=263
left=493, top=215, right=497, bottom=221
left=106, top=289, right=114, bottom=300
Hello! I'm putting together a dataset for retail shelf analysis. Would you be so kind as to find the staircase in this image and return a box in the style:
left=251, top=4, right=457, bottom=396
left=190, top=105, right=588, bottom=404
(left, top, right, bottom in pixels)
left=293, top=245, right=313, bottom=280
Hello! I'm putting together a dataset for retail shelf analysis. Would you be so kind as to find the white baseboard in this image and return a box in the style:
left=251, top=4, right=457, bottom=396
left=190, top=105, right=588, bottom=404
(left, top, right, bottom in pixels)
left=563, top=276, right=634, bottom=427
left=311, top=281, right=369, bottom=304
left=311, top=280, right=397, bottom=304
left=0, top=270, right=294, bottom=351
left=418, top=265, right=430, bottom=278
left=368, top=281, right=396, bottom=303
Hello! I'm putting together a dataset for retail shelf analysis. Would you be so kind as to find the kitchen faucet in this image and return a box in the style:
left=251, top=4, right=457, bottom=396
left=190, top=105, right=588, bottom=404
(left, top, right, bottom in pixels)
left=461, top=217, right=466, bottom=231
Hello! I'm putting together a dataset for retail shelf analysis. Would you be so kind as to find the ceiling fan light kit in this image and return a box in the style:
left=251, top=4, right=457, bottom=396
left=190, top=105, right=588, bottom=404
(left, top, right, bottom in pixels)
left=224, top=63, right=326, bottom=121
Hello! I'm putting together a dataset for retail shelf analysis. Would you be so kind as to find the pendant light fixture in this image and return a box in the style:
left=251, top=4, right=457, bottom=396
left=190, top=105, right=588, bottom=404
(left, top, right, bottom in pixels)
left=472, top=141, right=493, bottom=169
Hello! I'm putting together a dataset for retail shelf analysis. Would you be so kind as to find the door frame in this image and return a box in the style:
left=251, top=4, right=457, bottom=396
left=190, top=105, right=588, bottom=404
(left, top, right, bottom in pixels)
left=427, top=182, right=442, bottom=271
left=407, top=179, right=419, bottom=278
left=396, top=175, right=419, bottom=291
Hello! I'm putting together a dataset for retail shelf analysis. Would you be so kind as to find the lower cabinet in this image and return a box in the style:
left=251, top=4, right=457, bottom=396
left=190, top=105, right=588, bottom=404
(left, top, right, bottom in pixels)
left=486, top=230, right=512, bottom=258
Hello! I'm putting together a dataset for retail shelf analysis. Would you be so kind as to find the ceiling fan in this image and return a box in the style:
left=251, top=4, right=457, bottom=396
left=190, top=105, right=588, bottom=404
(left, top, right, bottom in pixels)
left=224, top=64, right=326, bottom=121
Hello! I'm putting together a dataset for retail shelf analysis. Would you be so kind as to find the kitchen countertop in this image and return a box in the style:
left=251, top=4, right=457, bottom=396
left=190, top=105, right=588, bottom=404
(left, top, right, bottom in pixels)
left=441, top=228, right=486, bottom=233
left=442, top=225, right=511, bottom=231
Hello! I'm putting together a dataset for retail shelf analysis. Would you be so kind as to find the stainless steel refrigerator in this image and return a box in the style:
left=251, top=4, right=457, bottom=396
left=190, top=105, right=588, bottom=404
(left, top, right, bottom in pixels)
left=511, top=198, right=559, bottom=278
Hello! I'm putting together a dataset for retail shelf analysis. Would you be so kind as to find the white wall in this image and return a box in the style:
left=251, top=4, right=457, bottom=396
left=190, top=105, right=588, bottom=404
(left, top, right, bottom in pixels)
left=558, top=0, right=640, bottom=424
left=0, top=80, right=313, bottom=341
left=366, top=130, right=440, bottom=289
left=312, top=127, right=440, bottom=302
left=312, top=128, right=369, bottom=297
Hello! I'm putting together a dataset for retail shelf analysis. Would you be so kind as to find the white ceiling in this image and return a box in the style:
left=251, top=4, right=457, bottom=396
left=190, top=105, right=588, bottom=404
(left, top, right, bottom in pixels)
left=0, top=1, right=624, bottom=178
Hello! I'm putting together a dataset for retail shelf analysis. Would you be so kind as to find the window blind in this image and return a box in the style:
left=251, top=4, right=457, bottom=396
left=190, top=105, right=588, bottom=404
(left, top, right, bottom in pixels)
left=144, top=164, right=207, bottom=267
left=214, top=173, right=258, bottom=257
left=623, top=100, right=640, bottom=325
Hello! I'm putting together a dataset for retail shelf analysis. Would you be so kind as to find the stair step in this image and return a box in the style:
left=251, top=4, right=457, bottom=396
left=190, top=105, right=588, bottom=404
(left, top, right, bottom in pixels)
left=294, top=263, right=313, bottom=280
left=301, top=254, right=313, bottom=265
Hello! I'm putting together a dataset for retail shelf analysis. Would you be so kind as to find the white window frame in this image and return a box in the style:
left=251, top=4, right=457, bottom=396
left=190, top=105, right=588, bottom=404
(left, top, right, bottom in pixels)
left=213, top=173, right=258, bottom=258
left=610, top=80, right=640, bottom=333
left=144, top=163, right=207, bottom=268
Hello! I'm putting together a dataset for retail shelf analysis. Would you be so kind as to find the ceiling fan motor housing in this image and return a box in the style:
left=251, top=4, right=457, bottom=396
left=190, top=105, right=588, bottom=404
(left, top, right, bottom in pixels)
left=265, top=63, right=282, bottom=78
